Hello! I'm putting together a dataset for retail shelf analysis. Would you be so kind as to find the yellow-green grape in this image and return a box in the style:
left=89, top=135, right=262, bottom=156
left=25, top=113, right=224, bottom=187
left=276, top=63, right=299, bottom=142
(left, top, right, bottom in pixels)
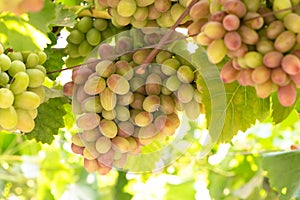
left=171, top=3, right=189, bottom=24
left=177, top=83, right=194, bottom=103
left=159, top=95, right=175, bottom=114
left=134, top=111, right=153, bottom=127
left=102, top=109, right=116, bottom=120
left=137, top=0, right=155, bottom=7
left=177, top=65, right=194, bottom=83
left=188, top=19, right=208, bottom=36
left=244, top=51, right=263, bottom=68
left=273, top=0, right=292, bottom=20
left=243, top=0, right=261, bottom=11
left=132, top=49, right=151, bottom=65
left=76, top=113, right=100, bottom=131
left=100, top=87, right=117, bottom=111
left=145, top=73, right=162, bottom=95
left=284, top=13, right=300, bottom=34
left=130, top=93, right=145, bottom=110
left=117, top=0, right=137, bottom=17
left=107, top=74, right=130, bottom=95
left=112, top=136, right=130, bottom=153
left=37, top=51, right=47, bottom=65
left=93, top=18, right=108, bottom=31
left=99, top=119, right=118, bottom=138
left=14, top=91, right=40, bottom=110
left=195, top=32, right=213, bottom=46
left=68, top=30, right=85, bottom=45
left=26, top=53, right=39, bottom=68
left=67, top=43, right=80, bottom=58
left=129, top=77, right=146, bottom=94
left=84, top=76, right=106, bottom=95
left=274, top=31, right=296, bottom=53
left=26, top=68, right=45, bottom=88
left=266, top=20, right=285, bottom=40
left=157, top=11, right=175, bottom=28
left=86, top=28, right=101, bottom=46
left=15, top=108, right=35, bottom=133
left=84, top=143, right=100, bottom=160
left=126, top=136, right=139, bottom=153
left=142, top=95, right=160, bottom=112
left=115, top=105, right=130, bottom=121
left=96, top=60, right=116, bottom=78
left=81, top=96, right=103, bottom=113
left=117, top=92, right=134, bottom=106
left=117, top=121, right=135, bottom=137
left=133, top=7, right=148, bottom=21
left=0, top=54, right=11, bottom=71
left=207, top=39, right=227, bottom=64
left=255, top=80, right=276, bottom=99
left=96, top=136, right=112, bottom=154
left=8, top=60, right=26, bottom=77
left=82, top=128, right=102, bottom=142
left=71, top=133, right=86, bottom=147
left=184, top=99, right=201, bottom=120
left=8, top=52, right=23, bottom=62
left=84, top=158, right=99, bottom=173
left=115, top=60, right=134, bottom=80
left=156, top=50, right=172, bottom=64
left=77, top=16, right=93, bottom=33
left=165, top=75, right=182, bottom=91
left=27, top=109, right=38, bottom=119
left=148, top=5, right=161, bottom=20
left=0, top=88, right=14, bottom=108
left=161, top=58, right=181, bottom=76
left=251, top=66, right=271, bottom=84
left=203, top=21, right=226, bottom=40
left=78, top=40, right=93, bottom=56
left=189, top=0, right=210, bottom=20
left=34, top=65, right=47, bottom=74
left=21, top=51, right=30, bottom=61
left=0, top=106, right=18, bottom=130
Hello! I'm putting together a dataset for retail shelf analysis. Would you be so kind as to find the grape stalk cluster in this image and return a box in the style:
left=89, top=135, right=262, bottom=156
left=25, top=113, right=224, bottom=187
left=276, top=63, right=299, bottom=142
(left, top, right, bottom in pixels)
left=188, top=0, right=300, bottom=107
left=0, top=43, right=47, bottom=133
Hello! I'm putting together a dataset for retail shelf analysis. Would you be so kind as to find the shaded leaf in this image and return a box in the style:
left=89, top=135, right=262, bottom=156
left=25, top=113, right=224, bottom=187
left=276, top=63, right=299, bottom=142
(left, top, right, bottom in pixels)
left=44, top=48, right=66, bottom=80
left=263, top=151, right=300, bottom=200
left=25, top=97, right=69, bottom=144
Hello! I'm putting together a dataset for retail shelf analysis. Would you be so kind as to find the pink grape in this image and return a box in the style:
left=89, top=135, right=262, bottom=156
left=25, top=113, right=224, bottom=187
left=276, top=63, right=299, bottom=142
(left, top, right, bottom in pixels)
left=222, top=14, right=240, bottom=31
left=224, top=31, right=242, bottom=51
left=278, top=83, right=297, bottom=107
left=220, top=60, right=239, bottom=83
left=281, top=54, right=300, bottom=75
left=263, top=51, right=284, bottom=68
left=271, top=68, right=290, bottom=86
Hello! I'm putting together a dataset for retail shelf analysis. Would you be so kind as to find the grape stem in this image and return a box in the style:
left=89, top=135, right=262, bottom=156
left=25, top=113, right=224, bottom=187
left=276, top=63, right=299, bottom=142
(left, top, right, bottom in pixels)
left=135, top=0, right=199, bottom=74
left=244, top=4, right=300, bottom=22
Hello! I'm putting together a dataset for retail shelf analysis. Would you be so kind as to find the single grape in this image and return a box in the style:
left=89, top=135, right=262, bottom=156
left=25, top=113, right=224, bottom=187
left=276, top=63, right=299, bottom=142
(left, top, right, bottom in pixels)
left=220, top=60, right=239, bottom=83
left=84, top=158, right=100, bottom=173
left=130, top=77, right=146, bottom=94
left=86, top=28, right=101, bottom=46
left=274, top=31, right=296, bottom=53
left=26, top=68, right=45, bottom=88
left=165, top=75, right=182, bottom=92
left=8, top=52, right=23, bottom=62
left=256, top=38, right=274, bottom=54
left=25, top=53, right=39, bottom=68
left=224, top=31, right=242, bottom=51
left=71, top=143, right=84, bottom=155
left=223, top=0, right=247, bottom=18
left=278, top=83, right=297, bottom=107
left=107, top=74, right=130, bottom=95
left=238, top=25, right=259, bottom=45
left=0, top=54, right=11, bottom=71
left=271, top=67, right=290, bottom=86
left=0, top=106, right=18, bottom=130
left=266, top=20, right=285, bottom=40
left=100, top=87, right=117, bottom=111
left=188, top=19, right=208, bottom=36
left=156, top=50, right=172, bottom=64
left=189, top=0, right=210, bottom=20
left=95, top=136, right=112, bottom=154
left=177, top=65, right=194, bottom=83
left=82, top=128, right=102, bottom=142
left=15, top=108, right=35, bottom=133
left=71, top=133, right=86, bottom=147
left=244, top=51, right=263, bottom=68
left=272, top=0, right=292, bottom=20
left=8, top=60, right=26, bottom=77
left=81, top=96, right=103, bottom=113
left=76, top=113, right=100, bottom=131
left=84, top=75, right=106, bottom=95
left=117, top=92, right=134, bottom=106
left=142, top=95, right=160, bottom=112
left=255, top=80, right=275, bottom=98
left=159, top=95, right=175, bottom=114
left=0, top=88, right=14, bottom=109
left=154, top=0, right=171, bottom=12
left=281, top=54, right=300, bottom=75
left=130, top=93, right=145, bottom=110
left=78, top=40, right=93, bottom=57
left=117, top=121, right=135, bottom=137
left=99, top=119, right=118, bottom=138
left=184, top=99, right=201, bottom=120
left=93, top=18, right=108, bottom=31
left=161, top=58, right=181, bottom=76
left=251, top=66, right=271, bottom=84
left=156, top=10, right=175, bottom=28
left=195, top=32, right=213, bottom=46
left=207, top=39, right=227, bottom=64
left=115, top=105, right=130, bottom=121
left=203, top=21, right=226, bottom=40
left=263, top=51, right=283, bottom=68
left=145, top=73, right=162, bottom=95
left=77, top=17, right=93, bottom=33
left=243, top=0, right=261, bottom=12
left=117, top=0, right=137, bottom=17
left=210, top=11, right=226, bottom=22
left=237, top=69, right=255, bottom=86
left=222, top=14, right=240, bottom=31
left=96, top=60, right=116, bottom=78
left=134, top=111, right=153, bottom=127
left=244, top=12, right=264, bottom=30
left=176, top=83, right=194, bottom=103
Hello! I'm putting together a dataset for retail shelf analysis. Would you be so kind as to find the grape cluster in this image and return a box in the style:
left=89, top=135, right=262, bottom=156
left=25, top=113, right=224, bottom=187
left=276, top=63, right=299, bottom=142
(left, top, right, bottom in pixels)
left=66, top=16, right=131, bottom=61
left=0, top=43, right=46, bottom=133
left=188, top=0, right=300, bottom=107
left=97, top=0, right=191, bottom=28
left=68, top=39, right=203, bottom=174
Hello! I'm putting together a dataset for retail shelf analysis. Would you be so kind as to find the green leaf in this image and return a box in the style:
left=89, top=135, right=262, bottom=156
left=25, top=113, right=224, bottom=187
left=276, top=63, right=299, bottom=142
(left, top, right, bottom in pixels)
left=165, top=179, right=196, bottom=200
left=44, top=48, right=66, bottom=80
left=263, top=151, right=300, bottom=200
left=271, top=93, right=294, bottom=124
left=54, top=4, right=77, bottom=28
left=25, top=97, right=69, bottom=144
left=56, top=0, right=82, bottom=6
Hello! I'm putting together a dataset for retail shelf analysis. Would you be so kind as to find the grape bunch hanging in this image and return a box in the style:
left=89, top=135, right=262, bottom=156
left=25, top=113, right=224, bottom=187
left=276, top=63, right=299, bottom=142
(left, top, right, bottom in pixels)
left=68, top=30, right=203, bottom=175
left=187, top=0, right=300, bottom=107
left=0, top=43, right=46, bottom=133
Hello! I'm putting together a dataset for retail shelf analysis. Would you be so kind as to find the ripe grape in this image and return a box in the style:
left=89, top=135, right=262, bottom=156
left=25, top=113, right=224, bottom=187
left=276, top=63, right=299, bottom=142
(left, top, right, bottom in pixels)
left=145, top=73, right=162, bottom=95
left=207, top=39, right=227, bottom=64
left=15, top=109, right=35, bottom=133
left=100, top=87, right=117, bottom=111
left=177, top=83, right=194, bottom=103
left=107, top=74, right=130, bottom=95
left=99, top=119, right=118, bottom=138
left=222, top=14, right=240, bottom=31
left=263, top=51, right=283, bottom=68
left=271, top=68, right=290, bottom=86
left=115, top=105, right=131, bottom=121
left=238, top=25, right=259, bottom=45
left=0, top=106, right=18, bottom=130
left=76, top=113, right=100, bottom=131
left=189, top=0, right=210, bottom=20
left=224, top=31, right=242, bottom=51
left=117, top=0, right=137, bottom=17
left=266, top=20, right=285, bottom=40
left=223, top=0, right=247, bottom=18
left=274, top=31, right=296, bottom=53
left=0, top=88, right=14, bottom=109
left=142, top=95, right=160, bottom=112
left=117, top=121, right=135, bottom=137
left=8, top=60, right=26, bottom=77
left=220, top=60, right=239, bottom=83
left=203, top=21, right=226, bottom=40
left=96, top=136, right=112, bottom=153
left=82, top=128, right=102, bottom=142
left=251, top=66, right=271, bottom=84
left=184, top=99, right=201, bottom=120
left=278, top=83, right=297, bottom=107
left=84, top=75, right=106, bottom=95
left=281, top=54, right=300, bottom=75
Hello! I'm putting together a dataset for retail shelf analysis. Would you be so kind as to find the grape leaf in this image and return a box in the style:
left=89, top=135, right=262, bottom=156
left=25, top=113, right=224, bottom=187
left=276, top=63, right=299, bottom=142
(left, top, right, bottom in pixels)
left=271, top=93, right=294, bottom=124
left=165, top=179, right=196, bottom=200
left=56, top=0, right=82, bottom=6
left=192, top=48, right=270, bottom=142
left=26, top=97, right=70, bottom=144
left=263, top=151, right=300, bottom=200
left=54, top=4, right=77, bottom=28
left=44, top=47, right=66, bottom=80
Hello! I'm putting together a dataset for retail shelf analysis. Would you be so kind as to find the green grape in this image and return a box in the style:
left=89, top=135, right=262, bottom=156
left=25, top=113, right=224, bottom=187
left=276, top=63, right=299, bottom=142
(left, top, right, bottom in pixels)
left=184, top=99, right=201, bottom=120
left=134, top=111, right=153, bottom=127
left=96, top=136, right=112, bottom=154
left=273, top=0, right=292, bottom=20
left=142, top=95, right=160, bottom=112
left=133, top=7, right=148, bottom=21
left=145, top=73, right=162, bottom=95
left=165, top=75, right=182, bottom=91
left=84, top=76, right=106, bottom=95
left=159, top=95, right=175, bottom=114
left=156, top=50, right=172, bottom=64
left=67, top=43, right=80, bottom=58
left=177, top=65, right=194, bottom=83
left=77, top=16, right=93, bottom=33
left=26, top=53, right=39, bottom=68
left=27, top=108, right=38, bottom=119
left=117, top=0, right=137, bottom=17
left=68, top=30, right=85, bottom=45
left=107, top=74, right=130, bottom=95
left=130, top=93, right=145, bottom=110
left=96, top=60, right=116, bottom=78
left=138, top=123, right=157, bottom=140
left=99, top=119, right=118, bottom=138
left=83, top=143, right=100, bottom=160
left=0, top=72, right=10, bottom=86
left=161, top=58, right=181, bottom=76
left=207, top=39, right=227, bottom=64
left=115, top=105, right=130, bottom=121
left=21, top=51, right=30, bottom=62
left=266, top=20, right=285, bottom=40
left=189, top=0, right=210, bottom=20
left=204, top=21, right=226, bottom=40
left=102, top=109, right=117, bottom=120
left=117, top=92, right=134, bottom=106
left=244, top=51, right=263, bottom=68
left=13, top=91, right=40, bottom=110
left=7, top=52, right=23, bottom=62
left=100, top=87, right=117, bottom=111
left=84, top=158, right=100, bottom=173
left=26, top=68, right=45, bottom=88
left=0, top=106, right=18, bottom=130
left=82, top=96, right=103, bottom=113
left=278, top=83, right=297, bottom=107
left=37, top=51, right=47, bottom=65
left=82, top=128, right=102, bottom=142
left=117, top=121, right=134, bottom=137
left=34, top=65, right=47, bottom=74
left=156, top=11, right=175, bottom=28
left=86, top=28, right=101, bottom=46
left=76, top=113, right=101, bottom=131
left=15, top=108, right=35, bottom=133
left=0, top=88, right=14, bottom=108
left=171, top=3, right=189, bottom=24
left=243, top=0, right=260, bottom=11
left=93, top=18, right=108, bottom=31
left=9, top=72, right=29, bottom=95
left=115, top=60, right=134, bottom=80
left=195, top=32, right=213, bottom=46
left=0, top=54, right=11, bottom=71
left=263, top=51, right=283, bottom=68
left=78, top=40, right=93, bottom=56
left=137, top=0, right=154, bottom=7
left=177, top=83, right=194, bottom=103
left=274, top=31, right=296, bottom=53
left=132, top=49, right=151, bottom=65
